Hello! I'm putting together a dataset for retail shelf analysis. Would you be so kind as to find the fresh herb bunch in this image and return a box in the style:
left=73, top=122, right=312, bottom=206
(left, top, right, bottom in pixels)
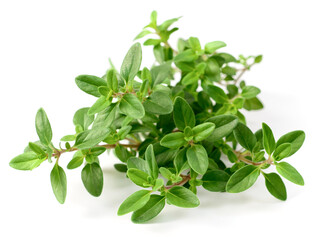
left=9, top=11, right=305, bottom=223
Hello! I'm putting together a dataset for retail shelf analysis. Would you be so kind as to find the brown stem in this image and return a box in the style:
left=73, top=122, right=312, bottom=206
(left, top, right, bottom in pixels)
left=165, top=175, right=191, bottom=189
left=52, top=143, right=139, bottom=158
left=234, top=150, right=273, bottom=166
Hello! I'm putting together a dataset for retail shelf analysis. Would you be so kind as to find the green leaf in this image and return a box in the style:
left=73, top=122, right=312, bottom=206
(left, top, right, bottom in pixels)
left=182, top=71, right=200, bottom=85
left=226, top=165, right=260, bottom=193
left=273, top=143, right=292, bottom=161
left=254, top=55, right=263, bottom=63
left=206, top=115, right=238, bottom=141
left=92, top=103, right=117, bottom=129
left=131, top=195, right=165, bottom=223
left=143, top=39, right=161, bottom=46
left=197, top=91, right=212, bottom=109
left=276, top=130, right=305, bottom=157
left=202, top=170, right=230, bottom=192
left=158, top=17, right=180, bottom=31
left=152, top=179, right=164, bottom=192
left=75, top=75, right=107, bottom=97
left=127, top=168, right=150, bottom=187
left=81, top=162, right=103, bottom=197
left=174, top=148, right=189, bottom=174
left=50, top=163, right=67, bottom=204
left=150, top=63, right=172, bottom=86
left=24, top=141, right=46, bottom=153
left=150, top=10, right=157, bottom=28
left=117, top=125, right=132, bottom=140
left=173, top=96, right=195, bottom=131
left=119, top=93, right=145, bottom=119
left=127, top=157, right=148, bottom=173
left=114, top=163, right=128, bottom=173
left=74, top=128, right=110, bottom=149
left=184, top=126, right=193, bottom=140
left=117, top=190, right=151, bottom=216
left=233, top=123, right=257, bottom=152
left=120, top=43, right=142, bottom=83
left=241, top=86, right=261, bottom=99
left=174, top=49, right=198, bottom=62
left=143, top=91, right=173, bottom=115
left=203, top=85, right=228, bottom=104
left=28, top=142, right=46, bottom=158
left=106, top=69, right=118, bottom=92
left=188, top=37, right=201, bottom=52
left=73, top=107, right=94, bottom=131
left=90, top=147, right=106, bottom=156
left=145, top=144, right=158, bottom=179
left=9, top=152, right=45, bottom=170
left=159, top=167, right=173, bottom=180
left=61, top=135, right=76, bottom=142
left=262, top=172, right=287, bottom=201
left=160, top=132, right=186, bottom=149
left=88, top=96, right=111, bottom=115
left=222, top=66, right=236, bottom=76
left=35, top=108, right=52, bottom=146
left=98, top=86, right=109, bottom=96
left=186, top=145, right=209, bottom=175
left=166, top=186, right=200, bottom=208
left=205, top=58, right=221, bottom=82
left=192, top=122, right=215, bottom=142
left=244, top=97, right=263, bottom=110
left=67, top=151, right=84, bottom=169
left=276, top=162, right=304, bottom=186
left=115, top=144, right=132, bottom=162
left=204, top=41, right=227, bottom=54
left=216, top=53, right=236, bottom=63
left=134, top=30, right=152, bottom=40
left=262, top=123, right=276, bottom=155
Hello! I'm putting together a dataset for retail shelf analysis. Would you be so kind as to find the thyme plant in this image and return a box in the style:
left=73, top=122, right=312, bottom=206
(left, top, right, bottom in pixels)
left=10, top=11, right=305, bottom=223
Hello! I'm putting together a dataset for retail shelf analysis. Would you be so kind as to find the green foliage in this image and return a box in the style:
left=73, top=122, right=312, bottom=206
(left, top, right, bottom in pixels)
left=173, top=96, right=195, bottom=131
left=35, top=108, right=52, bottom=146
left=131, top=195, right=165, bottom=223
left=234, top=123, right=257, bottom=152
left=226, top=165, right=260, bottom=193
left=50, top=163, right=67, bottom=204
left=81, top=162, right=104, bottom=197
left=120, top=43, right=142, bottom=83
left=119, top=93, right=145, bottom=119
left=262, top=122, right=276, bottom=155
left=202, top=170, right=230, bottom=192
left=118, top=190, right=151, bottom=216
left=166, top=186, right=200, bottom=208
left=262, top=172, right=287, bottom=201
left=9, top=11, right=305, bottom=224
left=187, top=145, right=209, bottom=175
left=275, top=162, right=304, bottom=186
left=9, top=152, right=45, bottom=170
left=75, top=75, right=107, bottom=97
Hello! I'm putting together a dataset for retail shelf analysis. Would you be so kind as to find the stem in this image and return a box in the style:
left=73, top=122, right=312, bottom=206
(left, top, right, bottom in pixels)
left=234, top=63, right=255, bottom=84
left=234, top=151, right=273, bottom=166
left=52, top=143, right=139, bottom=158
left=155, top=31, right=178, bottom=55
left=165, top=175, right=191, bottom=189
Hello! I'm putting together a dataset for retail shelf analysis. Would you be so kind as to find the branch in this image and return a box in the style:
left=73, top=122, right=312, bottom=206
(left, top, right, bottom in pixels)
left=234, top=151, right=273, bottom=166
left=52, top=143, right=140, bottom=158
left=165, top=174, right=191, bottom=189
left=234, top=63, right=255, bottom=84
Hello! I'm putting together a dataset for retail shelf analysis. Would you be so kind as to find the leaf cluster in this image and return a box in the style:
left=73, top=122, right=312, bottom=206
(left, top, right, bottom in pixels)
left=9, top=11, right=305, bottom=223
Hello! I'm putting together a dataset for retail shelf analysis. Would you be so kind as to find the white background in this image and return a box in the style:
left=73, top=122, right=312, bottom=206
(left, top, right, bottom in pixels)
left=0, top=0, right=323, bottom=239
